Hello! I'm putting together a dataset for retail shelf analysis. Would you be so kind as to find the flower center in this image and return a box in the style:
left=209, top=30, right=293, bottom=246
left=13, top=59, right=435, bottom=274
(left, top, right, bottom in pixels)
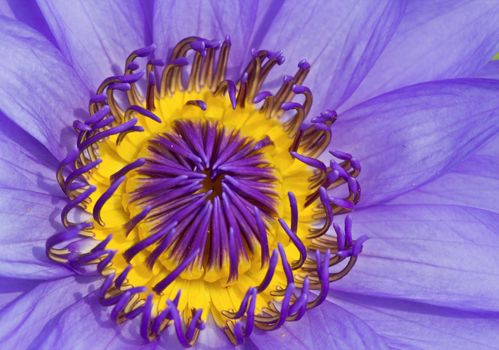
left=47, top=36, right=366, bottom=347
left=200, top=171, right=224, bottom=197
left=127, top=120, right=277, bottom=280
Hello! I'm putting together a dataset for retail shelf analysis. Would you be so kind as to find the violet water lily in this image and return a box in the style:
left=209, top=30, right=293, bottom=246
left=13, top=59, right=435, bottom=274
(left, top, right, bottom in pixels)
left=1, top=1, right=499, bottom=349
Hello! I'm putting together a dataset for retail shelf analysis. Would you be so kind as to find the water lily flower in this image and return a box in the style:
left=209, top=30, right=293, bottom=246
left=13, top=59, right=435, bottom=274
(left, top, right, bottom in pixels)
left=1, top=1, right=499, bottom=349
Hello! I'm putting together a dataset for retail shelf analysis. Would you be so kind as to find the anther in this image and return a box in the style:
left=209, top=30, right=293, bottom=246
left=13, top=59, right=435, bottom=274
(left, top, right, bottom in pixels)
left=133, top=44, right=156, bottom=57
left=186, top=99, right=207, bottom=110
left=86, top=105, right=111, bottom=125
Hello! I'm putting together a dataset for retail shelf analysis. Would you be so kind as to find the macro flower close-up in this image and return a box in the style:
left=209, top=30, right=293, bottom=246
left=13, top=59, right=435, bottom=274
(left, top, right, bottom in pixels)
left=1, top=1, right=499, bottom=349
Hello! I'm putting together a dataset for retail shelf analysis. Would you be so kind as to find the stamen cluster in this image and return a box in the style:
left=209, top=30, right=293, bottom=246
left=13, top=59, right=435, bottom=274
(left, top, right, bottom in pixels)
left=47, top=35, right=366, bottom=347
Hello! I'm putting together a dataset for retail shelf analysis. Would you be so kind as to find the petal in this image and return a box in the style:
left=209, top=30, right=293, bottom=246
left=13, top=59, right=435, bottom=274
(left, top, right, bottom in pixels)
left=0, top=0, right=56, bottom=45
left=257, top=0, right=405, bottom=112
left=0, top=17, right=88, bottom=160
left=476, top=61, right=499, bottom=80
left=390, top=133, right=499, bottom=213
left=334, top=79, right=499, bottom=207
left=153, top=0, right=259, bottom=74
left=37, top=0, right=149, bottom=89
left=344, top=0, right=499, bottom=109
left=0, top=189, right=70, bottom=280
left=0, top=116, right=68, bottom=280
left=35, top=295, right=162, bottom=350
left=248, top=299, right=389, bottom=350
left=335, top=204, right=499, bottom=312
left=332, top=293, right=499, bottom=350
left=0, top=112, right=59, bottom=191
left=38, top=299, right=230, bottom=350
left=0, top=276, right=97, bottom=349
left=0, top=277, right=38, bottom=310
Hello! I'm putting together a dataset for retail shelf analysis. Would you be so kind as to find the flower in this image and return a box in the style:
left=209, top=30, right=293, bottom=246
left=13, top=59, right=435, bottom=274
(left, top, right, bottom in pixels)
left=1, top=1, right=499, bottom=349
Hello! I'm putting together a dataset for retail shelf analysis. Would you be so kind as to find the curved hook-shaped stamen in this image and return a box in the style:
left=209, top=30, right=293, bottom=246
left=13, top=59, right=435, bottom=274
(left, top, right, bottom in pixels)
left=278, top=218, right=306, bottom=269
left=308, top=187, right=333, bottom=239
left=257, top=249, right=279, bottom=293
left=61, top=185, right=96, bottom=227
left=79, top=118, right=138, bottom=151
left=93, top=177, right=126, bottom=226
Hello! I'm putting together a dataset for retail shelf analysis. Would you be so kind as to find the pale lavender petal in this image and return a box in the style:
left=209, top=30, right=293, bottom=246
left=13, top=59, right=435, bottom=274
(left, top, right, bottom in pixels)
left=37, top=0, right=149, bottom=89
left=0, top=17, right=88, bottom=160
left=38, top=303, right=234, bottom=350
left=0, top=276, right=96, bottom=348
left=0, top=1, right=13, bottom=16
left=153, top=0, right=259, bottom=74
left=334, top=79, right=499, bottom=207
left=0, top=189, right=70, bottom=280
left=249, top=300, right=389, bottom=350
left=0, top=277, right=38, bottom=310
left=390, top=133, right=499, bottom=213
left=335, top=204, right=499, bottom=312
left=258, top=0, right=405, bottom=113
left=332, top=293, right=499, bottom=350
left=475, top=61, right=499, bottom=80
left=36, top=294, right=162, bottom=350
left=0, top=0, right=56, bottom=45
left=0, top=116, right=68, bottom=279
left=344, top=0, right=499, bottom=109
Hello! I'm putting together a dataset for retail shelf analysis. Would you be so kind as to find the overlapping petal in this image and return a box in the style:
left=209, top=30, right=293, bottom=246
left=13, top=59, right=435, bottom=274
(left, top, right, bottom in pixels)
left=0, top=115, right=68, bottom=280
left=391, top=134, right=499, bottom=214
left=257, top=0, right=405, bottom=113
left=0, top=17, right=88, bottom=160
left=0, top=1, right=55, bottom=44
left=0, top=277, right=38, bottom=310
left=476, top=61, right=499, bottom=80
left=153, top=0, right=259, bottom=74
left=36, top=0, right=149, bottom=89
left=334, top=203, right=499, bottom=312
left=37, top=298, right=230, bottom=350
left=0, top=276, right=96, bottom=349
left=248, top=299, right=389, bottom=350
left=332, top=293, right=499, bottom=350
left=345, top=0, right=499, bottom=109
left=334, top=79, right=499, bottom=207
left=34, top=294, right=162, bottom=350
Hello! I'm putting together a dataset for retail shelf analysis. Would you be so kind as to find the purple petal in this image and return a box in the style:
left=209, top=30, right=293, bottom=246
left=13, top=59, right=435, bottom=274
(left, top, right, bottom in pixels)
left=334, top=79, right=499, bottom=207
left=153, top=0, right=259, bottom=74
left=258, top=0, right=405, bottom=113
left=0, top=189, right=70, bottom=280
left=37, top=0, right=149, bottom=89
left=0, top=17, right=88, bottom=160
left=332, top=293, right=499, bottom=350
left=35, top=293, right=164, bottom=350
left=335, top=204, right=499, bottom=312
left=0, top=0, right=56, bottom=45
left=249, top=300, right=389, bottom=350
left=0, top=113, right=59, bottom=191
left=475, top=60, right=499, bottom=80
left=39, top=302, right=231, bottom=350
left=0, top=277, right=38, bottom=310
left=0, top=117, right=68, bottom=279
left=344, top=1, right=499, bottom=109
left=391, top=133, right=499, bottom=213
left=0, top=276, right=96, bottom=348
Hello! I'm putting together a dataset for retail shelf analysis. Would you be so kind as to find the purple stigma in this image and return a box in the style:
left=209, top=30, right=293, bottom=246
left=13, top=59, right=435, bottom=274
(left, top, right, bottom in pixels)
left=130, top=120, right=278, bottom=276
